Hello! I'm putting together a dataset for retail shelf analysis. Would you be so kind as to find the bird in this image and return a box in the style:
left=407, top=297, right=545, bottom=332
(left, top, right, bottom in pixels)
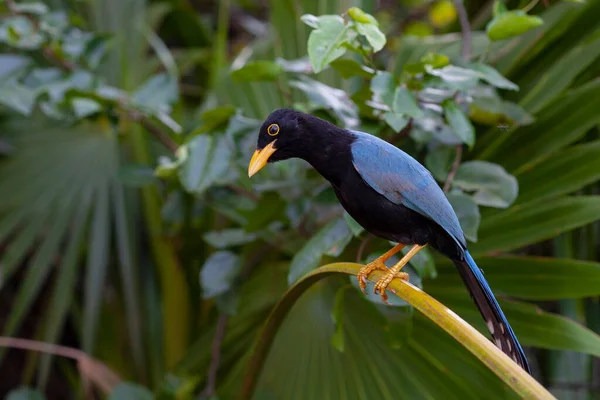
left=247, top=108, right=530, bottom=373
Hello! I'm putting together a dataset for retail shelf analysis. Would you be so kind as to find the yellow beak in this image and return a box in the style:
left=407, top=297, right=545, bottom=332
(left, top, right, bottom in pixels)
left=248, top=140, right=277, bottom=177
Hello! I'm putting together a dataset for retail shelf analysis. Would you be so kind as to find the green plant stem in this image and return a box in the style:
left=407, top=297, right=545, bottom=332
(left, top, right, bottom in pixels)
left=239, top=263, right=555, bottom=400
left=127, top=122, right=190, bottom=369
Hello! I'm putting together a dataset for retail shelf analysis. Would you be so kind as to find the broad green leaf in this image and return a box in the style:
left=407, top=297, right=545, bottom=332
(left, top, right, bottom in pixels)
left=517, top=141, right=600, bottom=204
left=0, top=82, right=36, bottom=115
left=0, top=54, right=30, bottom=79
left=425, top=145, right=455, bottom=182
left=447, top=192, right=480, bottom=242
left=443, top=100, right=475, bottom=147
left=482, top=80, right=600, bottom=171
left=288, top=218, right=352, bottom=284
left=432, top=256, right=600, bottom=300
left=178, top=134, right=236, bottom=194
left=330, top=286, right=347, bottom=352
left=434, top=289, right=600, bottom=356
left=468, top=63, right=519, bottom=91
left=231, top=61, right=284, bottom=82
left=519, top=33, right=600, bottom=114
left=203, top=229, right=258, bottom=249
left=329, top=59, right=375, bottom=79
left=427, top=65, right=480, bottom=90
left=71, top=97, right=102, bottom=118
left=347, top=7, right=377, bottom=24
left=453, top=161, right=518, bottom=208
left=370, top=71, right=396, bottom=107
left=109, top=383, right=154, bottom=400
left=392, top=87, right=423, bottom=118
left=244, top=284, right=515, bottom=400
left=469, top=98, right=533, bottom=127
left=343, top=212, right=364, bottom=237
left=200, top=251, right=241, bottom=299
left=301, top=14, right=354, bottom=73
left=290, top=76, right=359, bottom=128
left=421, top=52, right=450, bottom=68
left=486, top=11, right=544, bottom=41
left=132, top=72, right=178, bottom=112
left=117, top=165, right=156, bottom=188
left=383, top=112, right=410, bottom=133
left=504, top=301, right=600, bottom=356
left=472, top=196, right=600, bottom=255
left=354, top=21, right=386, bottom=52
left=12, top=2, right=49, bottom=15
left=6, top=388, right=46, bottom=400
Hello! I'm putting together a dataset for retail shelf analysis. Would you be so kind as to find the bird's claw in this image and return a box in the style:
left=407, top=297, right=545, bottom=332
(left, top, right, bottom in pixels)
left=373, top=271, right=409, bottom=305
left=357, top=260, right=387, bottom=294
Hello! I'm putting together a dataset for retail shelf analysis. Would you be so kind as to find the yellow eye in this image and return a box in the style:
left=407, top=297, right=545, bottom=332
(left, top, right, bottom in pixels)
left=267, top=123, right=280, bottom=136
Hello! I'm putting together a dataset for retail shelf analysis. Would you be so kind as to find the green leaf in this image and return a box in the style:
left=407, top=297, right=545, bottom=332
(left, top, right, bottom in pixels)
left=290, top=76, right=358, bottom=128
left=486, top=11, right=544, bottom=41
left=468, top=63, right=519, bottom=91
left=132, top=72, right=178, bottom=112
left=354, top=22, right=386, bottom=52
left=453, top=161, right=518, bottom=208
left=200, top=251, right=241, bottom=299
left=231, top=61, right=284, bottom=82
left=519, top=33, right=600, bottom=114
left=12, top=2, right=49, bottom=15
left=6, top=388, right=46, bottom=400
left=117, top=165, right=156, bottom=187
left=203, top=229, right=258, bottom=249
left=482, top=80, right=600, bottom=172
left=109, top=383, right=154, bottom=400
left=516, top=141, right=600, bottom=205
left=392, top=87, right=423, bottom=118
left=343, top=212, right=364, bottom=237
left=427, top=65, right=480, bottom=90
left=484, top=257, right=600, bottom=300
left=442, top=100, right=475, bottom=147
left=178, top=134, right=236, bottom=194
left=347, top=7, right=378, bottom=24
left=447, top=192, right=481, bottom=242
left=425, top=145, right=455, bottom=182
left=71, top=97, right=102, bottom=119
left=370, top=71, right=396, bottom=107
left=383, top=112, right=410, bottom=133
left=329, top=59, right=375, bottom=79
left=0, top=82, right=36, bottom=115
left=301, top=14, right=354, bottom=73
left=472, top=196, right=600, bottom=255
left=504, top=301, right=600, bottom=356
left=330, top=286, right=347, bottom=352
left=288, top=218, right=352, bottom=284
left=421, top=52, right=450, bottom=69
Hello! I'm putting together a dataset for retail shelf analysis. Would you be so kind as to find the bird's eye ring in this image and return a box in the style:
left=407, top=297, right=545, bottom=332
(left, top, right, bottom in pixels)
left=267, top=123, right=280, bottom=136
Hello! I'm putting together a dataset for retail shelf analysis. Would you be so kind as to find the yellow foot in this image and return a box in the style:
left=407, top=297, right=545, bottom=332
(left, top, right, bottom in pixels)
left=357, top=260, right=388, bottom=294
left=373, top=271, right=410, bottom=303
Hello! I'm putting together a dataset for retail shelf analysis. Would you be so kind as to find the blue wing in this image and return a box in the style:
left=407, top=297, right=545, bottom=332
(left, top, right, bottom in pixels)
left=349, top=130, right=466, bottom=247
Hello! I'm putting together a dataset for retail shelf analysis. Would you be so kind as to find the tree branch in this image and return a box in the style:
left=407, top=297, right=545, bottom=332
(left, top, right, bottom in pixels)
left=453, top=0, right=472, bottom=60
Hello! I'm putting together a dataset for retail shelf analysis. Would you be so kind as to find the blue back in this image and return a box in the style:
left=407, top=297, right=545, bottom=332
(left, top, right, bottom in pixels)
left=349, top=130, right=466, bottom=247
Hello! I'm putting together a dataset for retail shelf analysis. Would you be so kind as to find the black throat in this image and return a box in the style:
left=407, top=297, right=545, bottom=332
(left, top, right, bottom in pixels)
left=295, top=118, right=356, bottom=188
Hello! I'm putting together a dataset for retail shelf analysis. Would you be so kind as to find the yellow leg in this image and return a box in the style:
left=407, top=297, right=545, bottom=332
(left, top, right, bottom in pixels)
left=357, top=243, right=406, bottom=294
left=373, top=244, right=426, bottom=303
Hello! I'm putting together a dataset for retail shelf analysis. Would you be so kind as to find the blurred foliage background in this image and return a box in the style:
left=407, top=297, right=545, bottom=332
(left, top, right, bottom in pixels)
left=0, top=0, right=600, bottom=398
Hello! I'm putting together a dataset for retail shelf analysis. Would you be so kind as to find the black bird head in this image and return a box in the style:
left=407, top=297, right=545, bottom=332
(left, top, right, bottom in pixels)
left=248, top=108, right=310, bottom=177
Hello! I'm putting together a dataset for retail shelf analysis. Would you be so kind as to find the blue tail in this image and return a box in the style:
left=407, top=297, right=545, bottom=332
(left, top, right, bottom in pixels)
left=454, top=251, right=531, bottom=374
